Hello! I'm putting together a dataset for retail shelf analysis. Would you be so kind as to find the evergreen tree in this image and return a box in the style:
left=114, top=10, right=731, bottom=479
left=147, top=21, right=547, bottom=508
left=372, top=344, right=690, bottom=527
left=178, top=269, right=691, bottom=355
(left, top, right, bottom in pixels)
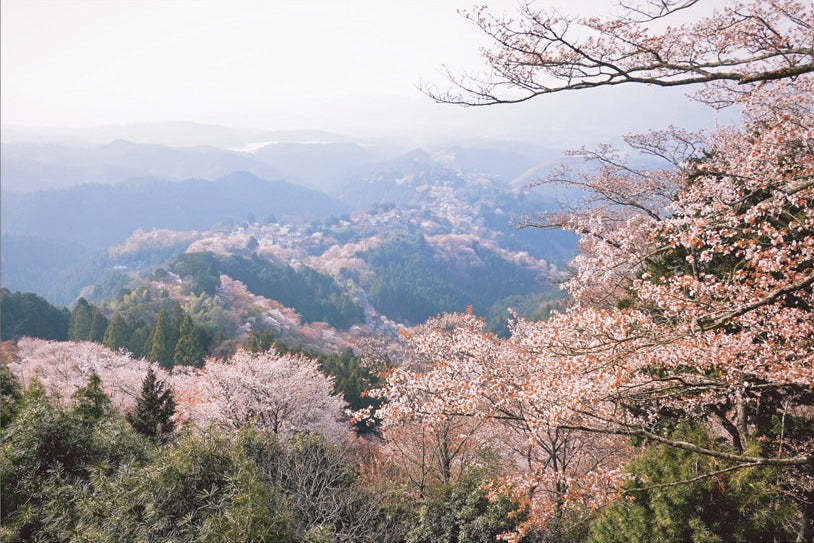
left=88, top=306, right=109, bottom=342
left=173, top=315, right=206, bottom=367
left=0, top=288, right=70, bottom=341
left=171, top=302, right=185, bottom=331
left=588, top=424, right=798, bottom=543
left=406, top=465, right=532, bottom=543
left=1, top=377, right=149, bottom=542
left=127, top=322, right=151, bottom=359
left=147, top=308, right=176, bottom=368
left=103, top=311, right=130, bottom=351
left=126, top=367, right=176, bottom=442
left=244, top=329, right=276, bottom=352
left=1, top=363, right=23, bottom=428
left=68, top=297, right=93, bottom=341
left=72, top=370, right=112, bottom=421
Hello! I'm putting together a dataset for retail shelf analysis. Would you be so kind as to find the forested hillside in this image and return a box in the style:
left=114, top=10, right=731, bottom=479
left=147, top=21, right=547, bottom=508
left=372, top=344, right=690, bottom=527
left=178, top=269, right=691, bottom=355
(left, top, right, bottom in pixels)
left=2, top=0, right=812, bottom=541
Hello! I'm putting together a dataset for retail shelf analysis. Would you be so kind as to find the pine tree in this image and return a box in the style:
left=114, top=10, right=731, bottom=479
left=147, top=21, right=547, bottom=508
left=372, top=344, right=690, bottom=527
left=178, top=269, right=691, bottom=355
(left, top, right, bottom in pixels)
left=127, top=367, right=176, bottom=442
left=147, top=308, right=176, bottom=368
left=68, top=297, right=93, bottom=341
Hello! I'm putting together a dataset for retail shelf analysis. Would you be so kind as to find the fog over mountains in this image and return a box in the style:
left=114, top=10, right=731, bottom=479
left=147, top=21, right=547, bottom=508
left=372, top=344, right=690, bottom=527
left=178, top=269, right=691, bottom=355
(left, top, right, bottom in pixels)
left=1, top=125, right=580, bottom=316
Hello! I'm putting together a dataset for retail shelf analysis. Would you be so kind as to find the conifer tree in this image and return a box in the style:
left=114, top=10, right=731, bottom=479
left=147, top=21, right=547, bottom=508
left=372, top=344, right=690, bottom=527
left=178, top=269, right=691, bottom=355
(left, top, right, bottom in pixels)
left=173, top=314, right=206, bottom=367
left=72, top=370, right=111, bottom=421
left=147, top=308, right=176, bottom=368
left=126, top=367, right=176, bottom=442
left=1, top=363, right=23, bottom=428
left=127, top=322, right=150, bottom=359
left=68, top=297, right=93, bottom=341
left=103, top=311, right=130, bottom=351
left=171, top=302, right=185, bottom=331
left=88, top=306, right=108, bottom=343
left=244, top=329, right=276, bottom=352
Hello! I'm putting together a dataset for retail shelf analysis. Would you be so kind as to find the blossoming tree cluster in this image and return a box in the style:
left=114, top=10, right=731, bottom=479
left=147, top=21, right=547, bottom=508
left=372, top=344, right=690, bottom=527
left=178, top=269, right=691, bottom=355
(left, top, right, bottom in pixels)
left=8, top=338, right=351, bottom=443
left=368, top=0, right=814, bottom=538
left=174, top=348, right=350, bottom=442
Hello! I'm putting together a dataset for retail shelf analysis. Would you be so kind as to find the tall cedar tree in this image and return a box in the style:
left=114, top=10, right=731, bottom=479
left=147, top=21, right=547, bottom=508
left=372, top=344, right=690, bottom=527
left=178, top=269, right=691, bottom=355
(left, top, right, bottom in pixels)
left=173, top=314, right=206, bottom=367
left=88, top=306, right=108, bottom=343
left=127, top=367, right=176, bottom=442
left=102, top=311, right=130, bottom=351
left=68, top=297, right=93, bottom=341
left=147, top=308, right=176, bottom=368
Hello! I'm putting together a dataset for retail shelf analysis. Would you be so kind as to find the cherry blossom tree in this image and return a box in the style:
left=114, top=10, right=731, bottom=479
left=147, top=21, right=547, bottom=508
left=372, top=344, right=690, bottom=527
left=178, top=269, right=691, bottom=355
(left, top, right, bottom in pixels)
left=429, top=0, right=814, bottom=105
left=173, top=348, right=351, bottom=442
left=364, top=311, right=629, bottom=535
left=373, top=1, right=814, bottom=536
left=7, top=337, right=159, bottom=412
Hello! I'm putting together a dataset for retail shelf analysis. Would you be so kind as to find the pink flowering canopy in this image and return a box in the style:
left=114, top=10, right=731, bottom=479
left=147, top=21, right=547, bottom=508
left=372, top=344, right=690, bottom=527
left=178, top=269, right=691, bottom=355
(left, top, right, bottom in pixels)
left=370, top=0, right=814, bottom=537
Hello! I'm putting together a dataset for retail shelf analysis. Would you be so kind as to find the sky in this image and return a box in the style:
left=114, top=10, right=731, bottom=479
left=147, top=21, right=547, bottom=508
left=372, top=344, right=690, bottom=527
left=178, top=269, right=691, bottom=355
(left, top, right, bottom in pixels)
left=1, top=0, right=726, bottom=147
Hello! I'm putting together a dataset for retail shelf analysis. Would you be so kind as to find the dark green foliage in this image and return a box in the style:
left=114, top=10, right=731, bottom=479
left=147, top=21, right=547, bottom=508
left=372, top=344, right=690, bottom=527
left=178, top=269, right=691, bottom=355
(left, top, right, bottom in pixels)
left=107, top=288, right=213, bottom=363
left=364, top=233, right=466, bottom=323
left=102, top=310, right=130, bottom=350
left=112, top=286, right=166, bottom=326
left=216, top=254, right=364, bottom=329
left=126, top=322, right=151, bottom=358
left=168, top=251, right=364, bottom=329
left=484, top=289, right=567, bottom=336
left=171, top=301, right=186, bottom=330
left=126, top=367, right=176, bottom=442
left=72, top=371, right=112, bottom=422
left=173, top=314, right=209, bottom=367
left=69, top=298, right=109, bottom=342
left=406, top=466, right=532, bottom=543
left=1, top=379, right=149, bottom=542
left=589, top=424, right=800, bottom=543
left=362, top=232, right=548, bottom=324
left=2, top=373, right=410, bottom=543
left=89, top=305, right=109, bottom=342
left=316, top=348, right=383, bottom=434
left=244, top=329, right=278, bottom=352
left=147, top=308, right=176, bottom=368
left=184, top=291, right=239, bottom=336
left=68, top=297, right=93, bottom=341
left=0, top=363, right=23, bottom=429
left=0, top=288, right=70, bottom=341
left=83, top=428, right=300, bottom=543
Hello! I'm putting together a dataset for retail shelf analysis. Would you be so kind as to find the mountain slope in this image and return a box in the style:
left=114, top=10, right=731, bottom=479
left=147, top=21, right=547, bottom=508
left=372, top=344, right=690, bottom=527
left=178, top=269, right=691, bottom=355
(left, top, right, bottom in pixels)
left=1, top=172, right=347, bottom=249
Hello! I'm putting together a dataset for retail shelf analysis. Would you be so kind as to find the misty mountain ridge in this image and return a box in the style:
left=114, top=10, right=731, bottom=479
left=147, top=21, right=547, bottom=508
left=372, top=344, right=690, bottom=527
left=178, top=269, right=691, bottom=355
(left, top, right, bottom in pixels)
left=2, top=129, right=581, bottom=323
left=2, top=172, right=347, bottom=249
left=1, top=128, right=569, bottom=194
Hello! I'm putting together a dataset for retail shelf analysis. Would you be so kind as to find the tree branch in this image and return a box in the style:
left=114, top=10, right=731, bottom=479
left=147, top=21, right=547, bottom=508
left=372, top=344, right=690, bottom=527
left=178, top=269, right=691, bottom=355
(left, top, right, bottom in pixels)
left=558, top=423, right=812, bottom=467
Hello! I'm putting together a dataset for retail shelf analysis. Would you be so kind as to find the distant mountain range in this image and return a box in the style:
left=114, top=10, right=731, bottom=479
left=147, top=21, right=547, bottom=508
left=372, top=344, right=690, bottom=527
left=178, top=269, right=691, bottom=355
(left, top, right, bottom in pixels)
left=1, top=132, right=566, bottom=193
left=1, top=131, right=580, bottom=314
left=2, top=172, right=347, bottom=249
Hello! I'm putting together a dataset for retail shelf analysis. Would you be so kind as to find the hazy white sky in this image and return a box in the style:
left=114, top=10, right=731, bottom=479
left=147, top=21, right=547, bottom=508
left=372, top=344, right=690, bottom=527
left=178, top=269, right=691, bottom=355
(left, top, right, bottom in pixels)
left=1, top=0, right=723, bottom=146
